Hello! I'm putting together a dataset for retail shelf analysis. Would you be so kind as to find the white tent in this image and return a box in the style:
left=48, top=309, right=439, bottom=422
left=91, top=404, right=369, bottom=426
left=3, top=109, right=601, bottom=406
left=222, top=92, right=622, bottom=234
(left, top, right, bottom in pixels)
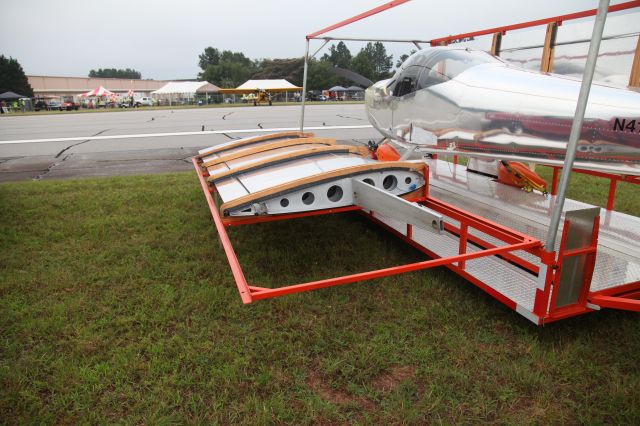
left=236, top=79, right=301, bottom=91
left=151, top=81, right=219, bottom=105
left=152, top=81, right=219, bottom=95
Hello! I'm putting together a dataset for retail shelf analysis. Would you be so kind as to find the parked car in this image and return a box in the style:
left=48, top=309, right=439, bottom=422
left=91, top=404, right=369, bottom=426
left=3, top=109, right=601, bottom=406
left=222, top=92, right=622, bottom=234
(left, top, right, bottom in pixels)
left=48, top=100, right=62, bottom=111
left=134, top=97, right=153, bottom=107
left=61, top=101, right=80, bottom=111
left=34, top=100, right=48, bottom=111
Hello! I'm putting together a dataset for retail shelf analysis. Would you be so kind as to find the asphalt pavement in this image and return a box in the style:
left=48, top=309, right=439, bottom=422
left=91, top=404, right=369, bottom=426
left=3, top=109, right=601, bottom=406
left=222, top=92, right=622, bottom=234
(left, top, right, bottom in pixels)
left=0, top=104, right=379, bottom=182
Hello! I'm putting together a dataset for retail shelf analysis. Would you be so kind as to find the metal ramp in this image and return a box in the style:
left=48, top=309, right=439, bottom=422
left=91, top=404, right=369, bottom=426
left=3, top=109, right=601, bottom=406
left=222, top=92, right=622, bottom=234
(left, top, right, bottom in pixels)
left=425, top=159, right=640, bottom=297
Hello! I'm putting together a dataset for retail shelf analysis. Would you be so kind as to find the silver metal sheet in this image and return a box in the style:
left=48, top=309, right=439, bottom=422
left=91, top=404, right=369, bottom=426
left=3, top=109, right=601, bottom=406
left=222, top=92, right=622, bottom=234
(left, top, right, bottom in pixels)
left=373, top=212, right=538, bottom=313
left=555, top=207, right=600, bottom=307
left=198, top=134, right=299, bottom=157
left=227, top=169, right=425, bottom=216
left=353, top=179, right=443, bottom=233
left=235, top=154, right=370, bottom=194
left=366, top=47, right=640, bottom=176
left=215, top=178, right=249, bottom=202
left=201, top=138, right=303, bottom=164
left=426, top=159, right=640, bottom=294
left=206, top=143, right=325, bottom=176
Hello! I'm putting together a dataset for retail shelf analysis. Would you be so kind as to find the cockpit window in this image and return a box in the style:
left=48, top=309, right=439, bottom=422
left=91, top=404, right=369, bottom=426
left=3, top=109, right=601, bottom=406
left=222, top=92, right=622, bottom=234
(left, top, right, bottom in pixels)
left=393, top=65, right=422, bottom=97
left=391, top=49, right=499, bottom=97
left=418, top=49, right=497, bottom=89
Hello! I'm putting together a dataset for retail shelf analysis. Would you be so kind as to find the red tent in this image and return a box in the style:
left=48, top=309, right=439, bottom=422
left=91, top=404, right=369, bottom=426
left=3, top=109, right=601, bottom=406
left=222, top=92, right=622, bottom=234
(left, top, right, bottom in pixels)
left=79, top=86, right=115, bottom=97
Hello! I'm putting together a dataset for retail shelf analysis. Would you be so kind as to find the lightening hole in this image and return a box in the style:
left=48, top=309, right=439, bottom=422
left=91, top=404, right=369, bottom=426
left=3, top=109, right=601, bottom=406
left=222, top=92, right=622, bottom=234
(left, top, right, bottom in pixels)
left=327, top=185, right=343, bottom=202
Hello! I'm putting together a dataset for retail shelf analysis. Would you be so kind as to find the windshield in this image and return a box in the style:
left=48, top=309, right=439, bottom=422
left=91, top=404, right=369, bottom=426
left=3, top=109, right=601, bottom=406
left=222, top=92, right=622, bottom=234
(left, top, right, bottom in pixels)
left=391, top=49, right=500, bottom=97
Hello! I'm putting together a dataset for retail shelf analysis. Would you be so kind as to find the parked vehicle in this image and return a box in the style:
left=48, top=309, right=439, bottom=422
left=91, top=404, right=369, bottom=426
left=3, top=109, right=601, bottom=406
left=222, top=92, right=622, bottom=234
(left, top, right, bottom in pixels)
left=61, top=101, right=80, bottom=111
left=48, top=100, right=62, bottom=111
left=34, top=100, right=48, bottom=111
left=134, top=97, right=153, bottom=107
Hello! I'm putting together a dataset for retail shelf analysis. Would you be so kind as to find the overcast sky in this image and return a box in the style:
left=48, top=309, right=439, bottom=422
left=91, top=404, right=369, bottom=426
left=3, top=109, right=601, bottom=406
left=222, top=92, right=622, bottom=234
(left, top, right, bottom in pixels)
left=0, top=0, right=630, bottom=80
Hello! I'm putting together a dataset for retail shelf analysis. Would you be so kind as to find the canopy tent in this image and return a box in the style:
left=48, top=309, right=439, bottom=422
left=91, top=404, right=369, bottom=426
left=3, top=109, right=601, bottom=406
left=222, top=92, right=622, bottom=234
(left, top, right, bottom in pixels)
left=328, top=85, right=347, bottom=92
left=79, top=86, right=114, bottom=97
left=152, top=81, right=220, bottom=106
left=346, top=85, right=364, bottom=92
left=232, top=79, right=301, bottom=92
left=0, top=91, right=27, bottom=100
left=151, top=81, right=220, bottom=95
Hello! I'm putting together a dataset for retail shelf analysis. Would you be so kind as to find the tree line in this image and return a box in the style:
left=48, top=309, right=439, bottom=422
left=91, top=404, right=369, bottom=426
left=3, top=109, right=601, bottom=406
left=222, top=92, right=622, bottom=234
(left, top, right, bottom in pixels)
left=198, top=42, right=402, bottom=90
left=0, top=42, right=410, bottom=99
left=88, top=68, right=142, bottom=79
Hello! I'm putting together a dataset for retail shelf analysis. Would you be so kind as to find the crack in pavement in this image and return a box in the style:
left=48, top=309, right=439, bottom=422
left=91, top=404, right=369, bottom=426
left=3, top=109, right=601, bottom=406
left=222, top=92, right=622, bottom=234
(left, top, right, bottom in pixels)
left=55, top=128, right=110, bottom=158
left=40, top=158, right=194, bottom=172
left=336, top=114, right=367, bottom=121
left=34, top=154, right=70, bottom=180
left=94, top=157, right=189, bottom=163
left=34, top=128, right=109, bottom=180
left=222, top=112, right=234, bottom=120
left=257, top=122, right=263, bottom=129
left=0, top=157, right=18, bottom=166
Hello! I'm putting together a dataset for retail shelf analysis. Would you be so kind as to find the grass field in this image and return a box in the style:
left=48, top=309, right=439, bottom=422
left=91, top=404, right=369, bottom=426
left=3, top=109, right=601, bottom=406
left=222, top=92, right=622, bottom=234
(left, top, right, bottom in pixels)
left=1, top=171, right=639, bottom=424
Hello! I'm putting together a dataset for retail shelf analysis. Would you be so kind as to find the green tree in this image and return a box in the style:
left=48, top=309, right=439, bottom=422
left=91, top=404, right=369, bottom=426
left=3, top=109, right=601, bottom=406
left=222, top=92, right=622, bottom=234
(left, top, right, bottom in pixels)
left=396, top=49, right=417, bottom=68
left=88, top=68, right=141, bottom=79
left=198, top=47, right=221, bottom=70
left=366, top=42, right=393, bottom=80
left=0, top=55, right=34, bottom=97
left=350, top=42, right=393, bottom=83
left=306, top=59, right=337, bottom=91
left=351, top=50, right=375, bottom=83
left=252, top=58, right=304, bottom=86
left=321, top=42, right=352, bottom=69
left=320, top=42, right=353, bottom=86
left=198, top=47, right=256, bottom=87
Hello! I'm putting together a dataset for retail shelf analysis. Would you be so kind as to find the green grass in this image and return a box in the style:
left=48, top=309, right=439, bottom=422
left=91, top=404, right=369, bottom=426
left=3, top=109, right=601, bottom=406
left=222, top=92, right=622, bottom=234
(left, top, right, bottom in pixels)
left=0, top=101, right=364, bottom=117
left=1, top=172, right=639, bottom=424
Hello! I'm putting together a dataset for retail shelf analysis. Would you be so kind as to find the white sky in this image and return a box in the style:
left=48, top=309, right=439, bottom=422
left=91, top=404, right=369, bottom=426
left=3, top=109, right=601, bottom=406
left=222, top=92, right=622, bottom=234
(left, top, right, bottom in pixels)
left=0, top=0, right=632, bottom=79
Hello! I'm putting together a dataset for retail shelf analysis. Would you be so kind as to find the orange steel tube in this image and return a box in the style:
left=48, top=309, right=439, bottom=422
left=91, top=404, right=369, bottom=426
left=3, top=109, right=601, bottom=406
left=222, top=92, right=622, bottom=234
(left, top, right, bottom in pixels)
left=192, top=158, right=253, bottom=304
left=430, top=1, right=640, bottom=46
left=606, top=179, right=618, bottom=211
left=249, top=240, right=539, bottom=300
left=458, top=223, right=469, bottom=270
left=443, top=221, right=540, bottom=274
left=589, top=295, right=640, bottom=311
left=426, top=197, right=535, bottom=245
left=306, top=0, right=411, bottom=39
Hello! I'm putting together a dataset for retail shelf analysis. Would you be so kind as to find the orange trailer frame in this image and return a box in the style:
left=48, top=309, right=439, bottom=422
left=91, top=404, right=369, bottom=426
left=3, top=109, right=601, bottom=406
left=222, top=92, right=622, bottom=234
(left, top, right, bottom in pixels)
left=192, top=157, right=640, bottom=324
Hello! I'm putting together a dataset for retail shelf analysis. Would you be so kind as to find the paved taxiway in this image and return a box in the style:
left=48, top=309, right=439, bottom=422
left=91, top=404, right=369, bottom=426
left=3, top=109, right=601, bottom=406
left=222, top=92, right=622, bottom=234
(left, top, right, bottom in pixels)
left=0, top=104, right=379, bottom=181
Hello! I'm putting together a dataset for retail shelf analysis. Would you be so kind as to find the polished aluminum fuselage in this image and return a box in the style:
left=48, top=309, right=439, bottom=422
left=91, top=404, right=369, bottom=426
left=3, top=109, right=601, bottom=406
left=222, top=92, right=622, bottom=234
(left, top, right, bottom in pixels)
left=366, top=47, right=640, bottom=175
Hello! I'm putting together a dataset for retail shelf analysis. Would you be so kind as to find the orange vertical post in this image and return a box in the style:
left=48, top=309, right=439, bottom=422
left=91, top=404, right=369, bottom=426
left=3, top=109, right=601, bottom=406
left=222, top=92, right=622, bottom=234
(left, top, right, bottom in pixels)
left=541, top=22, right=558, bottom=72
left=491, top=32, right=503, bottom=56
left=629, top=35, right=640, bottom=87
